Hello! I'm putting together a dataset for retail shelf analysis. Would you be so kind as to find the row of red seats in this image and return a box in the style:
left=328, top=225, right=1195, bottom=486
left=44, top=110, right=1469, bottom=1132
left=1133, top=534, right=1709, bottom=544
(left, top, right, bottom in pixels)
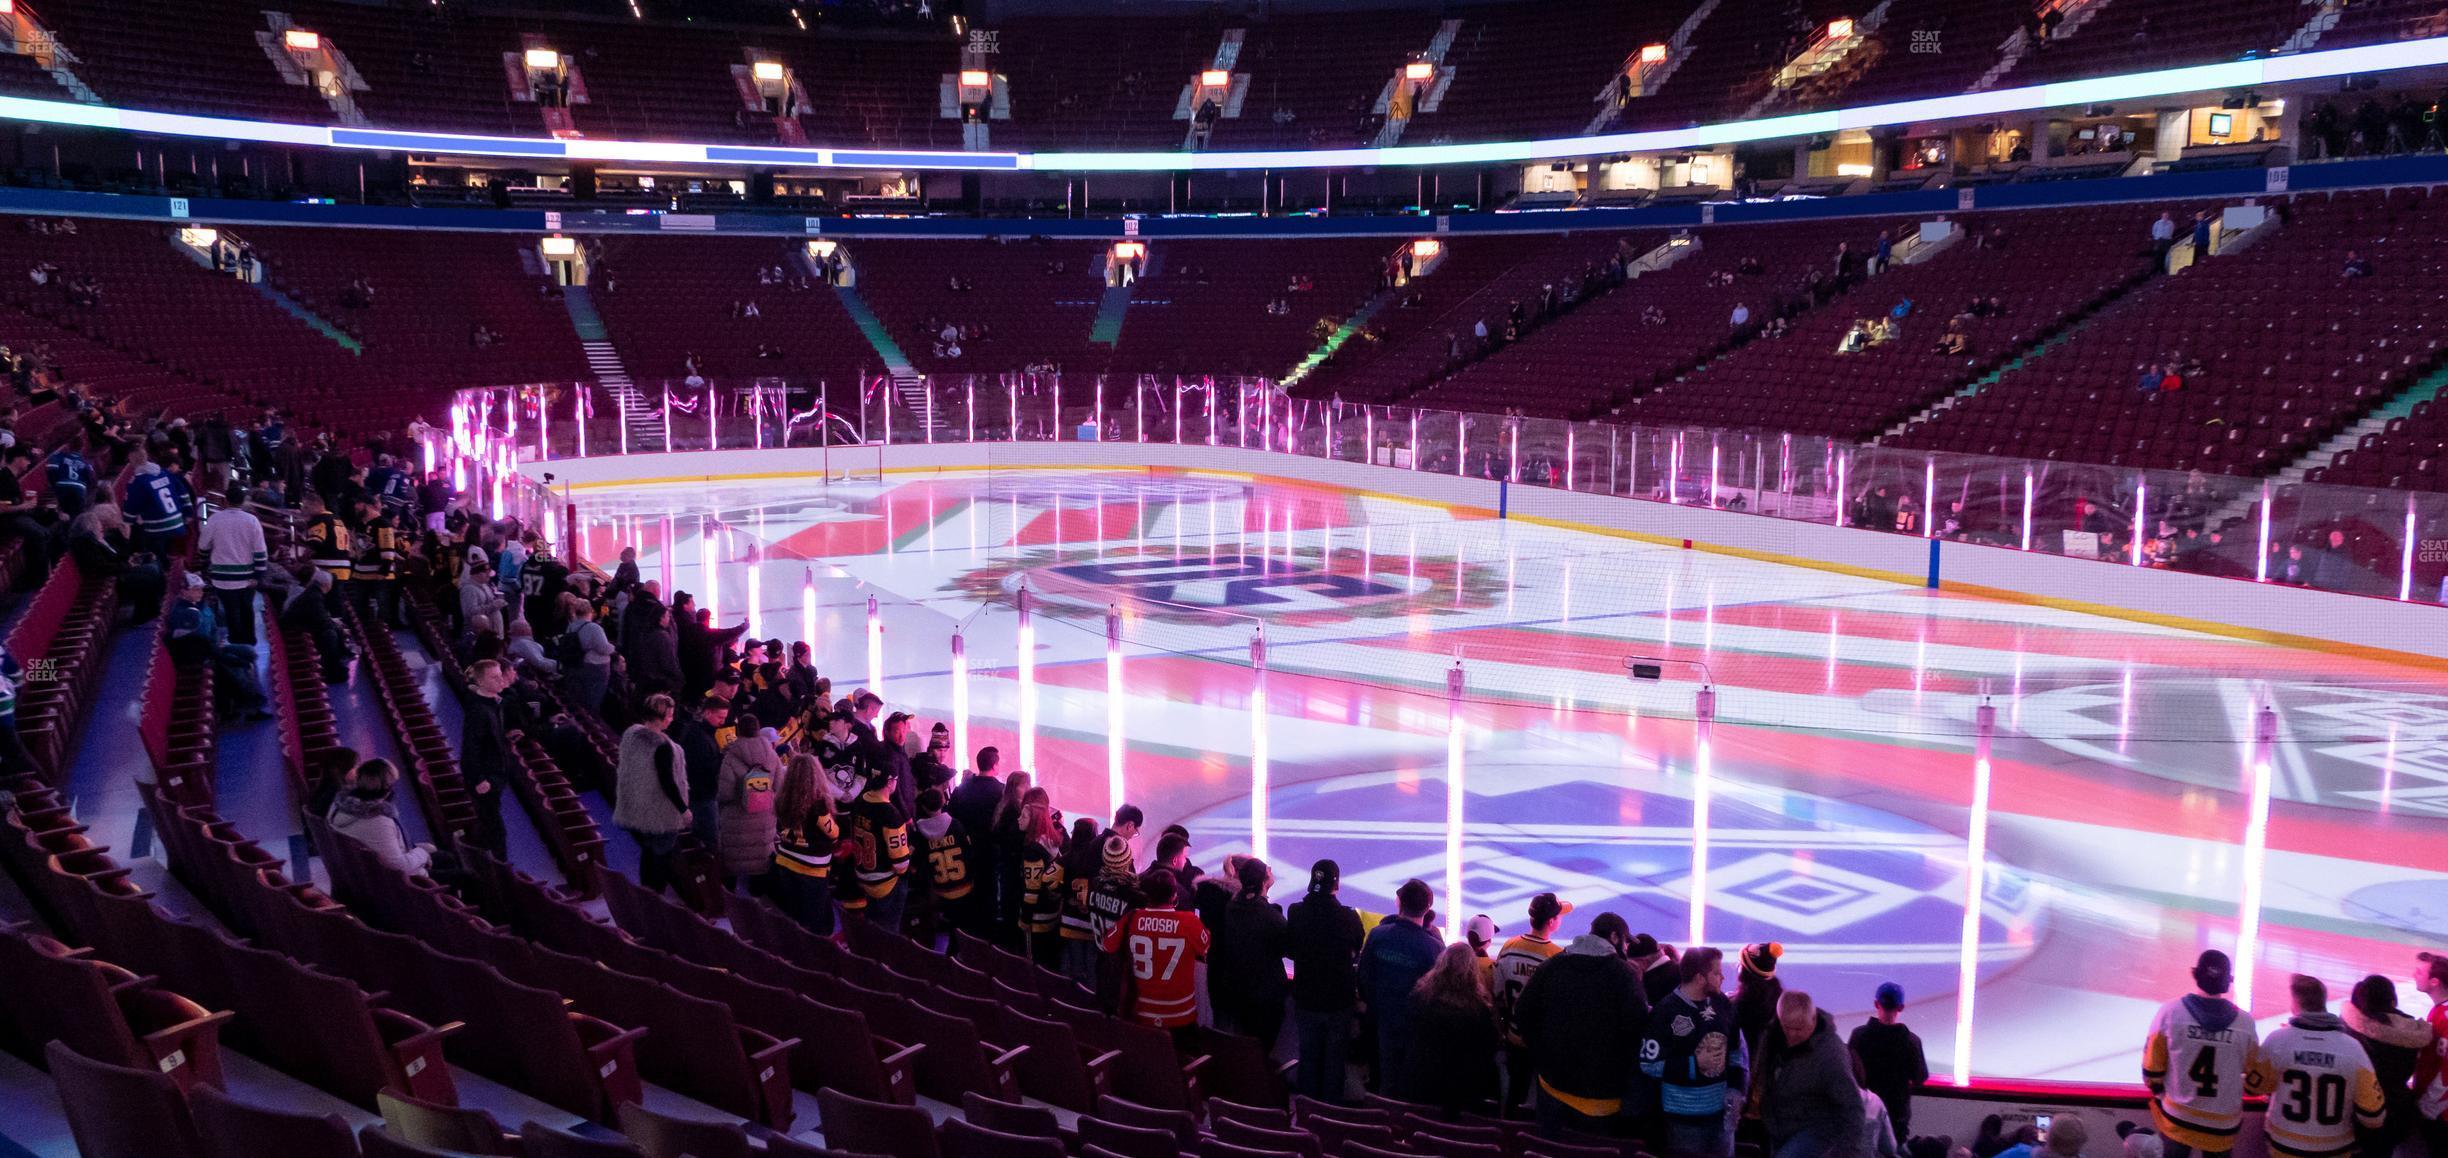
left=344, top=590, right=481, bottom=849
left=137, top=562, right=218, bottom=806
left=4, top=555, right=116, bottom=783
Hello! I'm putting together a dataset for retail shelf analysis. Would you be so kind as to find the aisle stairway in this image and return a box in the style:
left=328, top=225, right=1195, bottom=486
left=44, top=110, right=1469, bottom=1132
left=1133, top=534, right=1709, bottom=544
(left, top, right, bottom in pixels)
left=564, top=286, right=658, bottom=448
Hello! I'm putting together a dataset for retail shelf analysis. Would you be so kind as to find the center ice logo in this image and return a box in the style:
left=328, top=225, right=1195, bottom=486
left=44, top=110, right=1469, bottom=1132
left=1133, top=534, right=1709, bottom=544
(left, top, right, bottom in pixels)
left=949, top=545, right=1509, bottom=625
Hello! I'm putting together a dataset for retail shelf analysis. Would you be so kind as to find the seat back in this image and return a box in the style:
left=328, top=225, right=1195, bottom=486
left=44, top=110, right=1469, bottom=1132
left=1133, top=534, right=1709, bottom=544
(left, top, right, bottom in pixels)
left=359, top=1127, right=471, bottom=1158
left=940, top=1117, right=1068, bottom=1158
left=189, top=1082, right=360, bottom=1158
left=1075, top=1115, right=1183, bottom=1158
left=1210, top=1118, right=1321, bottom=1158
left=44, top=1039, right=205, bottom=1158
left=1209, top=1100, right=1294, bottom=1131
left=816, top=1088, right=943, bottom=1158
left=611, top=1101, right=752, bottom=1158
left=1092, top=1095, right=1201, bottom=1146
left=375, top=1091, right=511, bottom=1156
left=960, top=1092, right=1063, bottom=1138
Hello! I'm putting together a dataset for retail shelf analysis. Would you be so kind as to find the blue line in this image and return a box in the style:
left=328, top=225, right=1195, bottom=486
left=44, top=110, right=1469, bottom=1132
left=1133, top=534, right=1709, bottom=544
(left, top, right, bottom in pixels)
left=1927, top=539, right=1942, bottom=590
left=833, top=150, right=1021, bottom=170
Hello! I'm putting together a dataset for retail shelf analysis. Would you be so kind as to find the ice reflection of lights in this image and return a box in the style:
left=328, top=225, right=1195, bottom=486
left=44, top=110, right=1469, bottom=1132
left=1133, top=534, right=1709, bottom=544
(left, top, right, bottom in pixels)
left=801, top=568, right=816, bottom=648
left=951, top=628, right=969, bottom=786
left=1250, top=628, right=1270, bottom=861
left=1688, top=685, right=1715, bottom=947
left=1107, top=606, right=1125, bottom=817
left=866, top=593, right=884, bottom=696
left=2381, top=722, right=2399, bottom=811
left=2116, top=668, right=2134, bottom=755
left=1953, top=700, right=1996, bottom=1086
left=2020, top=469, right=2034, bottom=551
left=1017, top=584, right=1037, bottom=772
left=1445, top=663, right=1466, bottom=945
left=702, top=521, right=720, bottom=622
left=745, top=548, right=762, bottom=639
left=2233, top=704, right=2277, bottom=1013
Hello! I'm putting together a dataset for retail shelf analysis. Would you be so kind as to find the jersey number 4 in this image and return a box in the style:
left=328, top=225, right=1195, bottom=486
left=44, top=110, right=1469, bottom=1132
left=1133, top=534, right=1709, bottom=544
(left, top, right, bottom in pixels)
left=2188, top=1048, right=2222, bottom=1099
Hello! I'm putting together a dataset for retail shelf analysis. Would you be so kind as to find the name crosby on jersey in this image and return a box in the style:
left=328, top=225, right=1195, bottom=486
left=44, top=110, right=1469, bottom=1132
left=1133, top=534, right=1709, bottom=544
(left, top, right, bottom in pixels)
left=1134, top=914, right=1187, bottom=935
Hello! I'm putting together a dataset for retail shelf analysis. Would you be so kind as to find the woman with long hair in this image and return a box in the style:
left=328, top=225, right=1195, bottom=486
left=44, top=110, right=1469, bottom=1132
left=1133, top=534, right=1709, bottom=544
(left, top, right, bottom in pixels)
left=2344, top=973, right=2434, bottom=1158
left=988, top=771, right=1035, bottom=942
left=769, top=753, right=840, bottom=933
left=1014, top=787, right=1068, bottom=968
left=1403, top=942, right=1500, bottom=1114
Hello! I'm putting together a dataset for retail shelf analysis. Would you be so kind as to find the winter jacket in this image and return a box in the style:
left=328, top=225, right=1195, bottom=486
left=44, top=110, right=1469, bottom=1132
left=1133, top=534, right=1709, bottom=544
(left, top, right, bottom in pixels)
left=1756, top=1010, right=1867, bottom=1156
left=612, top=724, right=686, bottom=835
left=1848, top=1018, right=1928, bottom=1139
left=328, top=793, right=431, bottom=876
left=714, top=734, right=781, bottom=878
left=1285, top=893, right=1364, bottom=1012
left=1515, top=934, right=1649, bottom=1116
left=1212, top=893, right=1290, bottom=1026
left=2346, top=1002, right=2434, bottom=1112
left=1358, top=917, right=1443, bottom=1045
left=1408, top=996, right=1501, bottom=1114
left=947, top=773, right=1003, bottom=841
left=627, top=621, right=682, bottom=695
left=674, top=718, right=726, bottom=811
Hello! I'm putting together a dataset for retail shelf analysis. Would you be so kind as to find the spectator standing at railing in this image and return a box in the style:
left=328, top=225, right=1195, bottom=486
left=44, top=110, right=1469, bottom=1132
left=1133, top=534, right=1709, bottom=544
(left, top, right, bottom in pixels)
left=2416, top=953, right=2448, bottom=1153
left=2142, top=949, right=2258, bottom=1157
left=0, top=444, right=54, bottom=587
left=2343, top=973, right=2430, bottom=1153
left=1851, top=983, right=1929, bottom=1144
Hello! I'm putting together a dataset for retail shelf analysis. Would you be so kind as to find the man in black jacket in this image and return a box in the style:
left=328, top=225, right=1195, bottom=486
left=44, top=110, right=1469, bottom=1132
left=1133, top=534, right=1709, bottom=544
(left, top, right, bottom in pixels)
left=459, top=658, right=514, bottom=853
left=946, top=745, right=1004, bottom=837
left=1515, top=911, right=1648, bottom=1139
left=1848, top=982, right=1927, bottom=1144
left=673, top=695, right=730, bottom=854
left=1286, top=858, right=1364, bottom=1103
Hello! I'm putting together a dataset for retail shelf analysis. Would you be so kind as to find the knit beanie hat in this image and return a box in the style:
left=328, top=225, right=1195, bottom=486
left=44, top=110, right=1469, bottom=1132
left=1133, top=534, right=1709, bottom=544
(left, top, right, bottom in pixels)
left=1741, top=941, right=1783, bottom=979
left=1100, top=832, right=1135, bottom=877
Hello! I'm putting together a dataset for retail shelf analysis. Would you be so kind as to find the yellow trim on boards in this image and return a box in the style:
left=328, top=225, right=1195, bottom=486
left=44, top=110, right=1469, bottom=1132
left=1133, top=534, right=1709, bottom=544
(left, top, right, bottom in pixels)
left=537, top=454, right=2448, bottom=670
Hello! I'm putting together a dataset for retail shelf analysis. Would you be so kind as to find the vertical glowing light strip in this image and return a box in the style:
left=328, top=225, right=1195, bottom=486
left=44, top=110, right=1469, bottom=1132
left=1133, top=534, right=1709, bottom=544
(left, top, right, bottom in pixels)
left=575, top=386, right=588, bottom=458
left=1687, top=685, right=1715, bottom=947
left=1709, top=442, right=1721, bottom=507
left=2401, top=495, right=2418, bottom=601
left=1009, top=377, right=1020, bottom=443
left=881, top=379, right=892, bottom=445
left=1506, top=423, right=1519, bottom=484
left=1091, top=379, right=1101, bottom=442
left=2020, top=469, right=2034, bottom=551
left=702, top=522, right=720, bottom=622
left=537, top=387, right=549, bottom=457
left=1017, top=584, right=1037, bottom=772
left=1174, top=383, right=1185, bottom=444
left=1365, top=409, right=1375, bottom=465
left=1456, top=417, right=1468, bottom=477
left=2257, top=482, right=2273, bottom=582
left=755, top=387, right=766, bottom=449
left=1953, top=700, right=1996, bottom=1086
left=801, top=568, right=816, bottom=647
left=2234, top=704, right=2277, bottom=1014
left=1565, top=427, right=1576, bottom=490
left=924, top=380, right=934, bottom=445
left=1923, top=459, right=1937, bottom=538
left=1208, top=384, right=1218, bottom=447
left=745, top=550, right=762, bottom=639
left=866, top=594, right=883, bottom=696
left=1834, top=453, right=1849, bottom=527
left=969, top=381, right=979, bottom=443
left=1135, top=382, right=1145, bottom=443
left=951, top=628, right=970, bottom=776
left=2131, top=480, right=2147, bottom=566
left=1249, top=627, right=1269, bottom=861
left=1410, top=411, right=1420, bottom=470
left=661, top=388, right=672, bottom=452
left=1445, top=662, right=1466, bottom=945
left=1668, top=435, right=1682, bottom=504
left=1107, top=606, right=1125, bottom=817
left=658, top=515, right=674, bottom=591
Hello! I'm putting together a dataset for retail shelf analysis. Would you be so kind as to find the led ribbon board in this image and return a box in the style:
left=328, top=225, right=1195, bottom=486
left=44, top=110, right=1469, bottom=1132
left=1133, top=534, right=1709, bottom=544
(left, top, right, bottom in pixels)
left=5, top=36, right=2442, bottom=172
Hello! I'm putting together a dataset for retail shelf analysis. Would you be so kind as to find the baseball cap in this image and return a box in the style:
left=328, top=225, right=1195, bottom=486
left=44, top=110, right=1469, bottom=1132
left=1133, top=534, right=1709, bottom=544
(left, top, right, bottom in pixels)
left=1307, top=859, right=1340, bottom=895
left=2193, top=949, right=2234, bottom=995
left=1527, top=892, right=1572, bottom=926
left=1875, top=982, right=1906, bottom=1010
left=1464, top=915, right=1498, bottom=949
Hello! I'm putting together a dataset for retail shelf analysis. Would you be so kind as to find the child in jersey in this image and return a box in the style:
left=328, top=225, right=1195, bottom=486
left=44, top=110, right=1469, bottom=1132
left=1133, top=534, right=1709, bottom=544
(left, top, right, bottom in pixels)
left=1100, top=869, right=1210, bottom=1037
left=2250, top=973, right=2383, bottom=1158
left=2143, top=949, right=2262, bottom=1154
